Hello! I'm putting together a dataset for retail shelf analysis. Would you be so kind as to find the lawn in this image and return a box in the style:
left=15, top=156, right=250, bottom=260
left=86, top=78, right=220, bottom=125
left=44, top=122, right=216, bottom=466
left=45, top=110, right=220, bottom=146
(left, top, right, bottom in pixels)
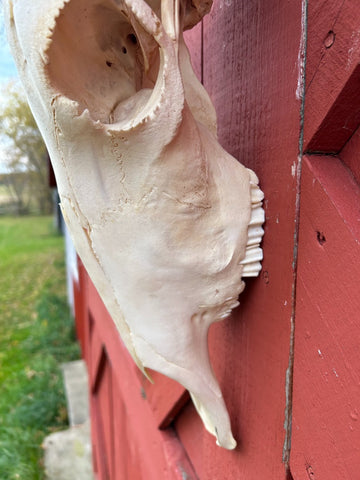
left=0, top=216, right=80, bottom=479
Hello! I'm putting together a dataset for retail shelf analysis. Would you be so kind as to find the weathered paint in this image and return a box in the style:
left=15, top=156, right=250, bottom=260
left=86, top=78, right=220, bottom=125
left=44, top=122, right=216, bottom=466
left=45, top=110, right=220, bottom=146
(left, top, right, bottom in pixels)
left=291, top=156, right=360, bottom=479
left=71, top=0, right=360, bottom=478
left=175, top=0, right=303, bottom=477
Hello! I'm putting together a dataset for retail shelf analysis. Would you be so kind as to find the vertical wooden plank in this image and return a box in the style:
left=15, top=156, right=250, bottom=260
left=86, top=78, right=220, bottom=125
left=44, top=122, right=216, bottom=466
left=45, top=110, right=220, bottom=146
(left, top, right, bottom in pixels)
left=112, top=392, right=127, bottom=480
left=304, top=0, right=360, bottom=151
left=291, top=2, right=360, bottom=476
left=176, top=0, right=304, bottom=478
left=290, top=156, right=360, bottom=479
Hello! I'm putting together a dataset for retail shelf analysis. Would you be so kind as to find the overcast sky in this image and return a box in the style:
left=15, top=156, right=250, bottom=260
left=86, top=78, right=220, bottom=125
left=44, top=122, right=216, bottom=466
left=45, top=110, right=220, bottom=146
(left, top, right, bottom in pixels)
left=0, top=5, right=18, bottom=84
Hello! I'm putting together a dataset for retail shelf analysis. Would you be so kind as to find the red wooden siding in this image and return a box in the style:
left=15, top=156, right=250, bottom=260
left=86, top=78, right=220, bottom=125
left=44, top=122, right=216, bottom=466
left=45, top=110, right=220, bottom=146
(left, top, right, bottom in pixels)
left=74, top=258, right=197, bottom=480
left=290, top=2, right=360, bottom=477
left=70, top=1, right=360, bottom=478
left=174, top=1, right=304, bottom=478
left=291, top=156, right=360, bottom=480
left=304, top=0, right=360, bottom=153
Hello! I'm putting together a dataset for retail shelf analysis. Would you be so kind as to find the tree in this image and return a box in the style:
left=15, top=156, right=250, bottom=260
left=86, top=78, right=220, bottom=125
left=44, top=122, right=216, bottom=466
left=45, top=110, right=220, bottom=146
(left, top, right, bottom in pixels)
left=0, top=81, right=52, bottom=214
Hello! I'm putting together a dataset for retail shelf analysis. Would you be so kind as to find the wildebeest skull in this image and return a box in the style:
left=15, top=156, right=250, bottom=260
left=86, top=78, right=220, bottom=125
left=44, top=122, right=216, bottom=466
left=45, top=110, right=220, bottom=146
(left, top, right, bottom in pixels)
left=5, top=0, right=264, bottom=449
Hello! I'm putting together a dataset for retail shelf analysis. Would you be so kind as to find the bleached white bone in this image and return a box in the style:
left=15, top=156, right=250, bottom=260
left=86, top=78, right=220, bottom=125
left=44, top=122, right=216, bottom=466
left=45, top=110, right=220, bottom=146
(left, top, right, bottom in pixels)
left=4, top=0, right=264, bottom=449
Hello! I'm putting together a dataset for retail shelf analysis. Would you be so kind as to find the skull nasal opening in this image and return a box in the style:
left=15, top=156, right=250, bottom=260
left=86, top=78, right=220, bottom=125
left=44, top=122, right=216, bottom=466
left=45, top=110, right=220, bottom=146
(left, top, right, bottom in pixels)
left=45, top=0, right=160, bottom=124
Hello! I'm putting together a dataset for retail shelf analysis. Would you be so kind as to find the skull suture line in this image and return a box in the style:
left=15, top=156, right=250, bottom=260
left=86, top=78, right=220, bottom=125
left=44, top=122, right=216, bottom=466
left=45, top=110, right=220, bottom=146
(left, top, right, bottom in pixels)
left=5, top=0, right=264, bottom=449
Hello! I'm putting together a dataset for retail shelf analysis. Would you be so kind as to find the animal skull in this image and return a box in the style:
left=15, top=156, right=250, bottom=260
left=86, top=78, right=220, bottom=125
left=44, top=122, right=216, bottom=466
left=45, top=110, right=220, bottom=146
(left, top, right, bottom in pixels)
left=5, top=0, right=264, bottom=449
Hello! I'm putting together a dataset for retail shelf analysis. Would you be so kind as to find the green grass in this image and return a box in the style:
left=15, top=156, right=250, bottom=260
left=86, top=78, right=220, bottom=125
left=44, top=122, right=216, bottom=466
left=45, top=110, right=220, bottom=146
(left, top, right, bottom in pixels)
left=0, top=216, right=80, bottom=479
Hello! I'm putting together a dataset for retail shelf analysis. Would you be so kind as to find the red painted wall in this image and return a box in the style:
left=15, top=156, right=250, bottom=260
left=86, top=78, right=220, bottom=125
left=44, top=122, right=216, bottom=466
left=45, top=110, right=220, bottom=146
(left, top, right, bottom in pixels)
left=71, top=1, right=360, bottom=479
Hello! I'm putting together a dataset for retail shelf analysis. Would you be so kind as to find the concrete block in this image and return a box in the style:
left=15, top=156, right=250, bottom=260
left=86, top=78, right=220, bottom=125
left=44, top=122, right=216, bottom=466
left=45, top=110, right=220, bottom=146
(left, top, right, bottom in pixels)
left=61, top=360, right=89, bottom=426
left=43, top=421, right=94, bottom=480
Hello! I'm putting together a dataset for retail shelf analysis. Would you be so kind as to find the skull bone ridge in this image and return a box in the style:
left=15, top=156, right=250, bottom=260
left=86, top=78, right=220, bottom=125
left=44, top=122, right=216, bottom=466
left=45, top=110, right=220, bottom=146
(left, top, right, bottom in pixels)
left=5, top=0, right=264, bottom=449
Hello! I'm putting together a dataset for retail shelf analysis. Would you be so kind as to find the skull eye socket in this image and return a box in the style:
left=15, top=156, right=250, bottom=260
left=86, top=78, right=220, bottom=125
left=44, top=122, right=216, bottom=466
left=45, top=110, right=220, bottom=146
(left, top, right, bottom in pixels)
left=45, top=0, right=159, bottom=124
